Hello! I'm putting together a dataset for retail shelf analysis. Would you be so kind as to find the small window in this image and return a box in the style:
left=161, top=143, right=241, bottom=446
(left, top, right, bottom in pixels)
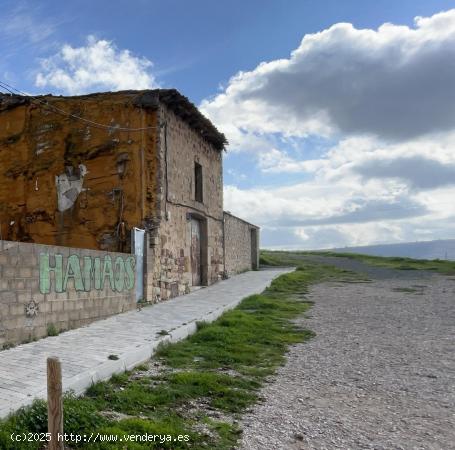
left=195, top=162, right=203, bottom=203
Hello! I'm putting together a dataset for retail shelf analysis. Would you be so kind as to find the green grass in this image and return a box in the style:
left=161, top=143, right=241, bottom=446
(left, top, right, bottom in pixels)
left=0, top=261, right=355, bottom=449
left=46, top=323, right=59, bottom=337
left=260, top=249, right=455, bottom=275
left=310, top=251, right=455, bottom=275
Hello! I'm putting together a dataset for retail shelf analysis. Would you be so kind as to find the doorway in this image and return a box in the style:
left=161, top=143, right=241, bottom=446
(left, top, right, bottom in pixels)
left=191, top=218, right=202, bottom=286
left=251, top=228, right=258, bottom=270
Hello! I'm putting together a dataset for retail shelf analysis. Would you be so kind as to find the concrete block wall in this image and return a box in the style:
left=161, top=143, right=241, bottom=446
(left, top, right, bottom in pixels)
left=0, top=240, right=136, bottom=348
left=224, top=212, right=260, bottom=276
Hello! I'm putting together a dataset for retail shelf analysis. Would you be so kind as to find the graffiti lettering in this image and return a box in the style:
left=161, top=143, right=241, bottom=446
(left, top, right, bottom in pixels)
left=39, top=253, right=135, bottom=294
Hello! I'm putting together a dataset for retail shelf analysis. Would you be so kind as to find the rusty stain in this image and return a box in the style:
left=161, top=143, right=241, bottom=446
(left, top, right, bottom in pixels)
left=0, top=93, right=160, bottom=251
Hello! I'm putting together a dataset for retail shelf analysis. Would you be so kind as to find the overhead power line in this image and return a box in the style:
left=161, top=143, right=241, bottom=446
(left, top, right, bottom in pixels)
left=0, top=80, right=162, bottom=132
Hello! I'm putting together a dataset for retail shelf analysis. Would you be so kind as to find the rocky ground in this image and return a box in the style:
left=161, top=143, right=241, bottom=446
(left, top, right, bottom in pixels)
left=241, top=257, right=455, bottom=450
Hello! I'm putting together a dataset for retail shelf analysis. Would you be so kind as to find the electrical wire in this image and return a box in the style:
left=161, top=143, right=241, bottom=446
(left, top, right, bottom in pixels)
left=0, top=80, right=162, bottom=132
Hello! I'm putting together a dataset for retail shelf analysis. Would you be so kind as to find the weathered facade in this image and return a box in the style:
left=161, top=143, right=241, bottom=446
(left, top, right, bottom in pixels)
left=224, top=212, right=259, bottom=276
left=0, top=92, right=154, bottom=251
left=0, top=89, right=258, bottom=311
left=146, top=103, right=225, bottom=300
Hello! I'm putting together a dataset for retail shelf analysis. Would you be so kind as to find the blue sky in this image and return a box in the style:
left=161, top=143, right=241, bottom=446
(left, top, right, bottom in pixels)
left=3, top=0, right=454, bottom=100
left=3, top=0, right=455, bottom=249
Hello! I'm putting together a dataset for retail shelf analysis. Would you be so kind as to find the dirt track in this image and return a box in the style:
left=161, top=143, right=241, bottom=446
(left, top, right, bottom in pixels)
left=241, top=258, right=455, bottom=450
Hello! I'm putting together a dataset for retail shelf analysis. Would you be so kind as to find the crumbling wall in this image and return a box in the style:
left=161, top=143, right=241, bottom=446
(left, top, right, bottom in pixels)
left=224, top=212, right=259, bottom=276
left=0, top=93, right=159, bottom=252
left=146, top=105, right=224, bottom=301
left=0, top=90, right=231, bottom=305
left=0, top=239, right=136, bottom=348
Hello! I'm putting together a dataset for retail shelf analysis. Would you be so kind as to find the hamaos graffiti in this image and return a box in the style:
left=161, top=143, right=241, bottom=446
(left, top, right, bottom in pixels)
left=39, top=253, right=136, bottom=294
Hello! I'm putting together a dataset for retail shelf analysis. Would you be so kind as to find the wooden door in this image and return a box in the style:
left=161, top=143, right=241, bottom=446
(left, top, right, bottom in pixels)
left=191, top=219, right=202, bottom=286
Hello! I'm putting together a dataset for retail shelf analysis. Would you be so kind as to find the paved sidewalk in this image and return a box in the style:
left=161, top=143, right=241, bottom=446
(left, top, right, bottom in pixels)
left=0, top=268, right=291, bottom=418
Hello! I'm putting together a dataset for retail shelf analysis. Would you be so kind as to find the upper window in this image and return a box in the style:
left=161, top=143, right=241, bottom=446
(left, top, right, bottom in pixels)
left=195, top=162, right=203, bottom=203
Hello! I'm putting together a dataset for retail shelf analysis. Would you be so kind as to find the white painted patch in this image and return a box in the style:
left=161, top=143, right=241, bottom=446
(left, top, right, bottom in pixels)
left=55, top=164, right=88, bottom=212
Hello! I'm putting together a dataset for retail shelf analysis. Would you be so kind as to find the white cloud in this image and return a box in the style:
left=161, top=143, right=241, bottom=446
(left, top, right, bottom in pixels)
left=225, top=175, right=455, bottom=249
left=209, top=9, right=455, bottom=249
left=35, top=36, right=157, bottom=95
left=258, top=148, right=310, bottom=173
left=202, top=9, right=455, bottom=148
left=3, top=10, right=56, bottom=45
left=223, top=132, right=455, bottom=249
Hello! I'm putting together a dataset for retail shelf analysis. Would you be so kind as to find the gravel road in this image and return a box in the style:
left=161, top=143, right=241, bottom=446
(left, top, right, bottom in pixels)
left=241, top=258, right=455, bottom=450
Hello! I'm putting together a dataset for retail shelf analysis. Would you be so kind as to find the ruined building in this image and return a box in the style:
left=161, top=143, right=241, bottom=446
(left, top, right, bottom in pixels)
left=0, top=90, right=259, bottom=305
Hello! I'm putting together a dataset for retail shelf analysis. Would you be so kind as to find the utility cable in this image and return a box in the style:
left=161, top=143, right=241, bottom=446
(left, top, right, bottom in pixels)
left=0, top=80, right=161, bottom=132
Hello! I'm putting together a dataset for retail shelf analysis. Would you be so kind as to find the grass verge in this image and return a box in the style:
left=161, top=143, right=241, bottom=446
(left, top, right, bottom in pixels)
left=261, top=249, right=455, bottom=275
left=0, top=261, right=355, bottom=450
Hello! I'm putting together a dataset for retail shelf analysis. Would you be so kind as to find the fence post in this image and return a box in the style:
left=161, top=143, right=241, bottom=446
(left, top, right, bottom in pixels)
left=47, top=357, right=64, bottom=450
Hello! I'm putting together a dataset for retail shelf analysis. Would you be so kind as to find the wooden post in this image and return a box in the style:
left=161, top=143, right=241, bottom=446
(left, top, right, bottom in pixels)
left=47, top=357, right=64, bottom=450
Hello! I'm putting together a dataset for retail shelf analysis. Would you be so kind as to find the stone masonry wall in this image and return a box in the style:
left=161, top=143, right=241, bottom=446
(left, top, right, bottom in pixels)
left=0, top=239, right=136, bottom=348
left=224, top=212, right=259, bottom=276
left=145, top=105, right=224, bottom=301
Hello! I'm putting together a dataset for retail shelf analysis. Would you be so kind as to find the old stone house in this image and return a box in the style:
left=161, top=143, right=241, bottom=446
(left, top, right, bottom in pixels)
left=0, top=89, right=259, bottom=309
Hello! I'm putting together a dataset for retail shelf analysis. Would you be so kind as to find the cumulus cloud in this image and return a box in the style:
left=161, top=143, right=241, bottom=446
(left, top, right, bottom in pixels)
left=212, top=9, right=455, bottom=249
left=202, top=9, right=455, bottom=146
left=35, top=36, right=157, bottom=95
left=223, top=145, right=455, bottom=249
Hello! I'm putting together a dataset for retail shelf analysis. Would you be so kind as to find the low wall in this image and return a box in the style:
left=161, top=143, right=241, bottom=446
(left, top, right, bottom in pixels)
left=0, top=240, right=136, bottom=348
left=224, top=212, right=259, bottom=276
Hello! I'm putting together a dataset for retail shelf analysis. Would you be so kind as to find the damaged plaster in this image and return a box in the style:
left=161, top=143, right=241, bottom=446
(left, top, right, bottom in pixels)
left=56, top=164, right=88, bottom=212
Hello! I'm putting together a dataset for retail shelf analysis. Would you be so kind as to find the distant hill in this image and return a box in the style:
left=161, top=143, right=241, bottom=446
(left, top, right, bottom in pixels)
left=329, top=239, right=455, bottom=261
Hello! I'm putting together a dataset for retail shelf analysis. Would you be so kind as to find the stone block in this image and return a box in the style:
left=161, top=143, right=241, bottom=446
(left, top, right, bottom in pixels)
left=6, top=328, right=28, bottom=343
left=6, top=315, right=26, bottom=330
left=39, top=301, right=51, bottom=313
left=18, top=243, right=33, bottom=255
left=3, top=267, right=16, bottom=278
left=17, top=292, right=32, bottom=304
left=5, top=245, right=18, bottom=256
left=69, top=310, right=81, bottom=321
left=8, top=303, right=26, bottom=316
left=19, top=267, right=32, bottom=278
left=9, top=256, right=20, bottom=266
left=51, top=302, right=64, bottom=312
left=32, top=326, right=47, bottom=340
left=14, top=280, right=25, bottom=290
left=1, top=291, right=17, bottom=304
left=0, top=303, right=9, bottom=317
left=57, top=311, right=69, bottom=323
left=63, top=301, right=75, bottom=311
left=67, top=290, right=79, bottom=301
left=25, top=279, right=39, bottom=290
